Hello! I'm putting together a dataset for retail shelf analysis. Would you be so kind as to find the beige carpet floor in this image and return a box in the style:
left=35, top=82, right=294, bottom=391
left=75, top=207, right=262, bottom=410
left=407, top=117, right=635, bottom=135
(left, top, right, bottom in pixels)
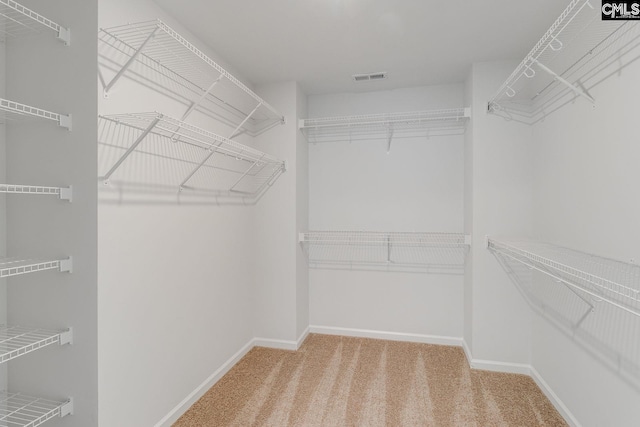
left=174, top=334, right=567, bottom=426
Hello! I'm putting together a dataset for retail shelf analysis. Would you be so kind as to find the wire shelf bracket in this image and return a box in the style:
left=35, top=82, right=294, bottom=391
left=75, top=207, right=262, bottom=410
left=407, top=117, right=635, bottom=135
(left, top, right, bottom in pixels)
left=0, top=326, right=72, bottom=365
left=0, top=257, right=73, bottom=279
left=299, top=108, right=470, bottom=147
left=0, top=184, right=72, bottom=201
left=0, top=392, right=73, bottom=426
left=0, top=0, right=71, bottom=44
left=487, top=237, right=640, bottom=318
left=99, top=20, right=284, bottom=136
left=487, top=0, right=634, bottom=123
left=0, top=98, right=71, bottom=130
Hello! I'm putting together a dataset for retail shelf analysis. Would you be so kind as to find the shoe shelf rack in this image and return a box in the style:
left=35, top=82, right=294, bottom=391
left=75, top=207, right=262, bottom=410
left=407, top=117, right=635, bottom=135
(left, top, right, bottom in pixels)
left=0, top=326, right=72, bottom=364
left=299, top=231, right=470, bottom=271
left=0, top=0, right=70, bottom=44
left=99, top=19, right=284, bottom=137
left=99, top=112, right=286, bottom=198
left=487, top=0, right=639, bottom=124
left=299, top=108, right=470, bottom=146
left=0, top=392, right=73, bottom=427
left=1, top=2, right=74, bottom=425
left=487, top=237, right=640, bottom=318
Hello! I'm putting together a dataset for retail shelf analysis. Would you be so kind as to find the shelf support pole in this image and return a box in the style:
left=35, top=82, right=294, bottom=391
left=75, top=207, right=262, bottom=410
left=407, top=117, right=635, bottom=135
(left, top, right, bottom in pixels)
left=103, top=117, right=160, bottom=183
left=180, top=75, right=225, bottom=122
left=103, top=26, right=159, bottom=96
left=229, top=154, right=266, bottom=192
left=179, top=102, right=262, bottom=190
left=533, top=59, right=595, bottom=104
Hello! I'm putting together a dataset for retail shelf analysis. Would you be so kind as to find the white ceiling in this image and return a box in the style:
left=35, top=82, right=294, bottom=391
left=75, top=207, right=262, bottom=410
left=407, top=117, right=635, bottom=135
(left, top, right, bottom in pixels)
left=153, top=0, right=569, bottom=95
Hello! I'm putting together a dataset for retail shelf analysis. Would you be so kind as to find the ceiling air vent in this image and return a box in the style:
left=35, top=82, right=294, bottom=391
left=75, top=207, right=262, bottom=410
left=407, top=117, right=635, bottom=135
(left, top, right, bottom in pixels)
left=352, top=72, right=387, bottom=82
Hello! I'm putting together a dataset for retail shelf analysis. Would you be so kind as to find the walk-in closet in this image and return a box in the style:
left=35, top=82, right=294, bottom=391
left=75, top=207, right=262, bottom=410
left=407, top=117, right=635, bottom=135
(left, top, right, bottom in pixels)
left=0, top=0, right=639, bottom=426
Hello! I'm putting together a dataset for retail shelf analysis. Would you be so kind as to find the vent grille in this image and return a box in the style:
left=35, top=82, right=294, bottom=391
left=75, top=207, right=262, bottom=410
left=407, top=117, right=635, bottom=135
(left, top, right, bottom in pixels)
left=352, top=72, right=387, bottom=82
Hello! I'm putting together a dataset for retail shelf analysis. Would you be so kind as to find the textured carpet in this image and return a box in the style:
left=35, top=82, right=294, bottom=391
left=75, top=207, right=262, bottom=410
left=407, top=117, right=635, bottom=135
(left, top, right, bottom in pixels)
left=174, top=334, right=567, bottom=426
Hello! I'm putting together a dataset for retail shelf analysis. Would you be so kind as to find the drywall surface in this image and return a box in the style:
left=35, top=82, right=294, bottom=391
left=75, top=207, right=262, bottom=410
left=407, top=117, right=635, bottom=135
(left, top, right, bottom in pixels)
left=530, top=46, right=640, bottom=426
left=308, top=85, right=465, bottom=338
left=98, top=1, right=258, bottom=425
left=253, top=81, right=307, bottom=343
left=5, top=1, right=99, bottom=426
left=463, top=69, right=474, bottom=350
left=0, top=30, right=6, bottom=390
left=296, top=85, right=310, bottom=339
left=467, top=61, right=533, bottom=364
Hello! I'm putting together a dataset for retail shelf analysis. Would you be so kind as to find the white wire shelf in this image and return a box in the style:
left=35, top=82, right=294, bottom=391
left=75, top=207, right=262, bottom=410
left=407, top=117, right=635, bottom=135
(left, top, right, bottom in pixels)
left=299, top=108, right=470, bottom=145
left=99, top=19, right=284, bottom=136
left=0, top=392, right=73, bottom=427
left=0, top=184, right=72, bottom=201
left=0, top=257, right=73, bottom=279
left=0, top=0, right=70, bottom=44
left=0, top=326, right=72, bottom=364
left=488, top=0, right=640, bottom=124
left=99, top=112, right=286, bottom=199
left=0, top=98, right=71, bottom=130
left=300, top=231, right=470, bottom=272
left=488, top=237, right=640, bottom=318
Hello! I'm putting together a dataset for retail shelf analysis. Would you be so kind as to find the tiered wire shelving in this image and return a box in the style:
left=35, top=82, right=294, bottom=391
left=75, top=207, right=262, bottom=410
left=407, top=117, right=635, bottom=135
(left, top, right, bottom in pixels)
left=0, top=98, right=72, bottom=130
left=99, top=19, right=284, bottom=137
left=488, top=237, right=640, bottom=318
left=300, top=231, right=470, bottom=272
left=0, top=392, right=73, bottom=426
left=0, top=326, right=72, bottom=364
left=299, top=108, right=470, bottom=147
left=0, top=258, right=72, bottom=279
left=99, top=112, right=286, bottom=199
left=0, top=184, right=72, bottom=201
left=488, top=0, right=640, bottom=124
left=0, top=0, right=70, bottom=44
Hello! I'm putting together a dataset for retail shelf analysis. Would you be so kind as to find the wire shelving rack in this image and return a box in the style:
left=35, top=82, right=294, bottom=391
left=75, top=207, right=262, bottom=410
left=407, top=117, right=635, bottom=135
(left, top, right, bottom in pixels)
left=299, top=108, right=470, bottom=146
left=488, top=0, right=640, bottom=124
left=99, top=112, right=285, bottom=199
left=488, top=237, right=640, bottom=317
left=0, top=0, right=70, bottom=44
left=0, top=184, right=72, bottom=201
left=0, top=258, right=73, bottom=279
left=99, top=19, right=284, bottom=137
left=0, top=391, right=73, bottom=427
left=0, top=98, right=71, bottom=130
left=0, top=326, right=72, bottom=364
left=300, top=231, right=470, bottom=271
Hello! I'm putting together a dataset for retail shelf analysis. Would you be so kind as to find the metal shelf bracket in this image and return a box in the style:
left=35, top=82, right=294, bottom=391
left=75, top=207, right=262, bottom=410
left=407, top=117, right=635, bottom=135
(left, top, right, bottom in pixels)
left=59, top=257, right=73, bottom=274
left=58, top=328, right=73, bottom=346
left=60, top=398, right=74, bottom=417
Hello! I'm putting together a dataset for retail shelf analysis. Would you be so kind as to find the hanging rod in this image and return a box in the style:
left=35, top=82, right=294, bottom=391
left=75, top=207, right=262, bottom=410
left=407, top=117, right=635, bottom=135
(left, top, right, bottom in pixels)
left=0, top=0, right=70, bottom=44
left=487, top=237, right=640, bottom=318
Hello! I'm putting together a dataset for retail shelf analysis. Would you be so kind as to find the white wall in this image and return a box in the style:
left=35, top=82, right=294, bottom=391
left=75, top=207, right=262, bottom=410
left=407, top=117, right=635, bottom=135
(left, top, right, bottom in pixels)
left=308, top=85, right=465, bottom=339
left=98, top=1, right=261, bottom=425
left=467, top=61, right=533, bottom=365
left=0, top=25, right=6, bottom=391
left=5, top=1, right=99, bottom=426
left=253, top=82, right=308, bottom=344
left=529, top=44, right=640, bottom=426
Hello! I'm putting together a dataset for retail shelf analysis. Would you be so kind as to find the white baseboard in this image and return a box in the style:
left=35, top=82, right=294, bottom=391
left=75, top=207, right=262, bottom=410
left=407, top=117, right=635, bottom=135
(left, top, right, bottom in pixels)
left=154, top=338, right=255, bottom=427
left=297, top=326, right=310, bottom=348
left=461, top=339, right=473, bottom=366
left=309, top=325, right=463, bottom=347
left=530, top=367, right=582, bottom=427
left=254, top=337, right=299, bottom=351
left=468, top=358, right=532, bottom=375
